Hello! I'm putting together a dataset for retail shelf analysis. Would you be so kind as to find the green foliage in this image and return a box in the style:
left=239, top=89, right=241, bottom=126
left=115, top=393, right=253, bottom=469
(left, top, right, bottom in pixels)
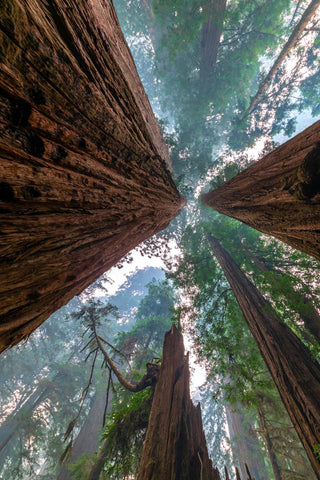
left=170, top=210, right=320, bottom=475
left=3, top=1, right=320, bottom=477
left=69, top=452, right=99, bottom=480
left=101, top=388, right=154, bottom=478
left=199, top=382, right=233, bottom=472
left=70, top=278, right=176, bottom=479
left=151, top=0, right=293, bottom=157
left=0, top=298, right=96, bottom=475
left=116, top=279, right=175, bottom=366
left=116, top=0, right=320, bottom=184
left=71, top=389, right=154, bottom=479
left=314, top=443, right=320, bottom=461
left=208, top=215, right=320, bottom=355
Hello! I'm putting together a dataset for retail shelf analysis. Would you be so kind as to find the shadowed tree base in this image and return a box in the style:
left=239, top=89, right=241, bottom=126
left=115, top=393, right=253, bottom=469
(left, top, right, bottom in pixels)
left=0, top=0, right=185, bottom=352
left=137, top=326, right=221, bottom=480
left=201, top=120, right=320, bottom=261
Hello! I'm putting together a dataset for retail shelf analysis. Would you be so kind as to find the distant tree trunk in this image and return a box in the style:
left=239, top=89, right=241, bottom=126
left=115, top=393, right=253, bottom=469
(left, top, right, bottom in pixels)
left=0, top=344, right=78, bottom=457
left=0, top=366, right=71, bottom=457
left=0, top=389, right=45, bottom=455
left=137, top=325, right=221, bottom=480
left=256, top=406, right=283, bottom=480
left=57, top=387, right=108, bottom=480
left=140, top=0, right=163, bottom=52
left=245, top=0, right=320, bottom=115
left=201, top=120, right=320, bottom=261
left=242, top=244, right=320, bottom=343
left=200, top=0, right=226, bottom=89
left=208, top=235, right=320, bottom=478
left=225, top=405, right=269, bottom=480
left=87, top=435, right=110, bottom=480
left=0, top=0, right=184, bottom=352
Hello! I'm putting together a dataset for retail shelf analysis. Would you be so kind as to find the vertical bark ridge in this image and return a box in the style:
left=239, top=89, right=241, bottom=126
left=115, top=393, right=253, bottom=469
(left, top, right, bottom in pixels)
left=208, top=235, right=320, bottom=478
left=137, top=326, right=221, bottom=480
left=0, top=0, right=185, bottom=351
left=201, top=121, right=320, bottom=261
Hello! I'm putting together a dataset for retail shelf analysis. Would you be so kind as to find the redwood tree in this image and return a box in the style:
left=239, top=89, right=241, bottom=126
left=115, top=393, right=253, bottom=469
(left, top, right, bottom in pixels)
left=137, top=325, right=221, bottom=480
left=245, top=0, right=320, bottom=116
left=199, top=0, right=227, bottom=89
left=57, top=388, right=108, bottom=480
left=0, top=0, right=184, bottom=352
left=242, top=243, right=320, bottom=343
left=208, top=235, right=320, bottom=478
left=201, top=120, right=320, bottom=261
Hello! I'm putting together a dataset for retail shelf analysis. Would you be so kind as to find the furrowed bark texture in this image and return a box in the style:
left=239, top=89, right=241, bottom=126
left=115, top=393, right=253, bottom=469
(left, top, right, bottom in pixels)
left=137, top=326, right=220, bottom=480
left=202, top=120, right=320, bottom=261
left=208, top=235, right=320, bottom=478
left=0, top=0, right=185, bottom=352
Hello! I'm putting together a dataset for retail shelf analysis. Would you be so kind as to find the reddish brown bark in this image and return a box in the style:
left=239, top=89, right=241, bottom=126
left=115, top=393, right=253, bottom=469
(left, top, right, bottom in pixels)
left=208, top=235, right=320, bottom=478
left=201, top=121, right=320, bottom=261
left=137, top=326, right=221, bottom=480
left=0, top=0, right=184, bottom=352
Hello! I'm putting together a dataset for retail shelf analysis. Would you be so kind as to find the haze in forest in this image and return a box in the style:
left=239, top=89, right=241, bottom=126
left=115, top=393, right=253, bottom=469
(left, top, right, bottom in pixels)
left=1, top=0, right=320, bottom=479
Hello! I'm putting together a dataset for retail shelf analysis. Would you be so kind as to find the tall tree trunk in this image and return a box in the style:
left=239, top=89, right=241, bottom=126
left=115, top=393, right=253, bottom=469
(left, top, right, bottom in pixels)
left=245, top=0, right=320, bottom=115
left=225, top=405, right=269, bottom=480
left=242, top=244, right=320, bottom=343
left=201, top=120, right=320, bottom=261
left=0, top=0, right=184, bottom=352
left=137, top=325, right=221, bottom=480
left=256, top=406, right=283, bottom=480
left=57, top=387, right=109, bottom=480
left=200, top=0, right=226, bottom=89
left=208, top=235, right=320, bottom=478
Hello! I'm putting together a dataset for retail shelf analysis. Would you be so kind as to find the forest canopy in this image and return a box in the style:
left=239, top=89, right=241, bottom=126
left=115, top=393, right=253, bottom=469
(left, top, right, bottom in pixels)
left=1, top=0, right=320, bottom=479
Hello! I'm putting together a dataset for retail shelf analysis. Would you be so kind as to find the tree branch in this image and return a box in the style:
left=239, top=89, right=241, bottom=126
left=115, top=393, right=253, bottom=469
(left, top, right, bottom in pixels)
left=92, top=322, right=159, bottom=392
